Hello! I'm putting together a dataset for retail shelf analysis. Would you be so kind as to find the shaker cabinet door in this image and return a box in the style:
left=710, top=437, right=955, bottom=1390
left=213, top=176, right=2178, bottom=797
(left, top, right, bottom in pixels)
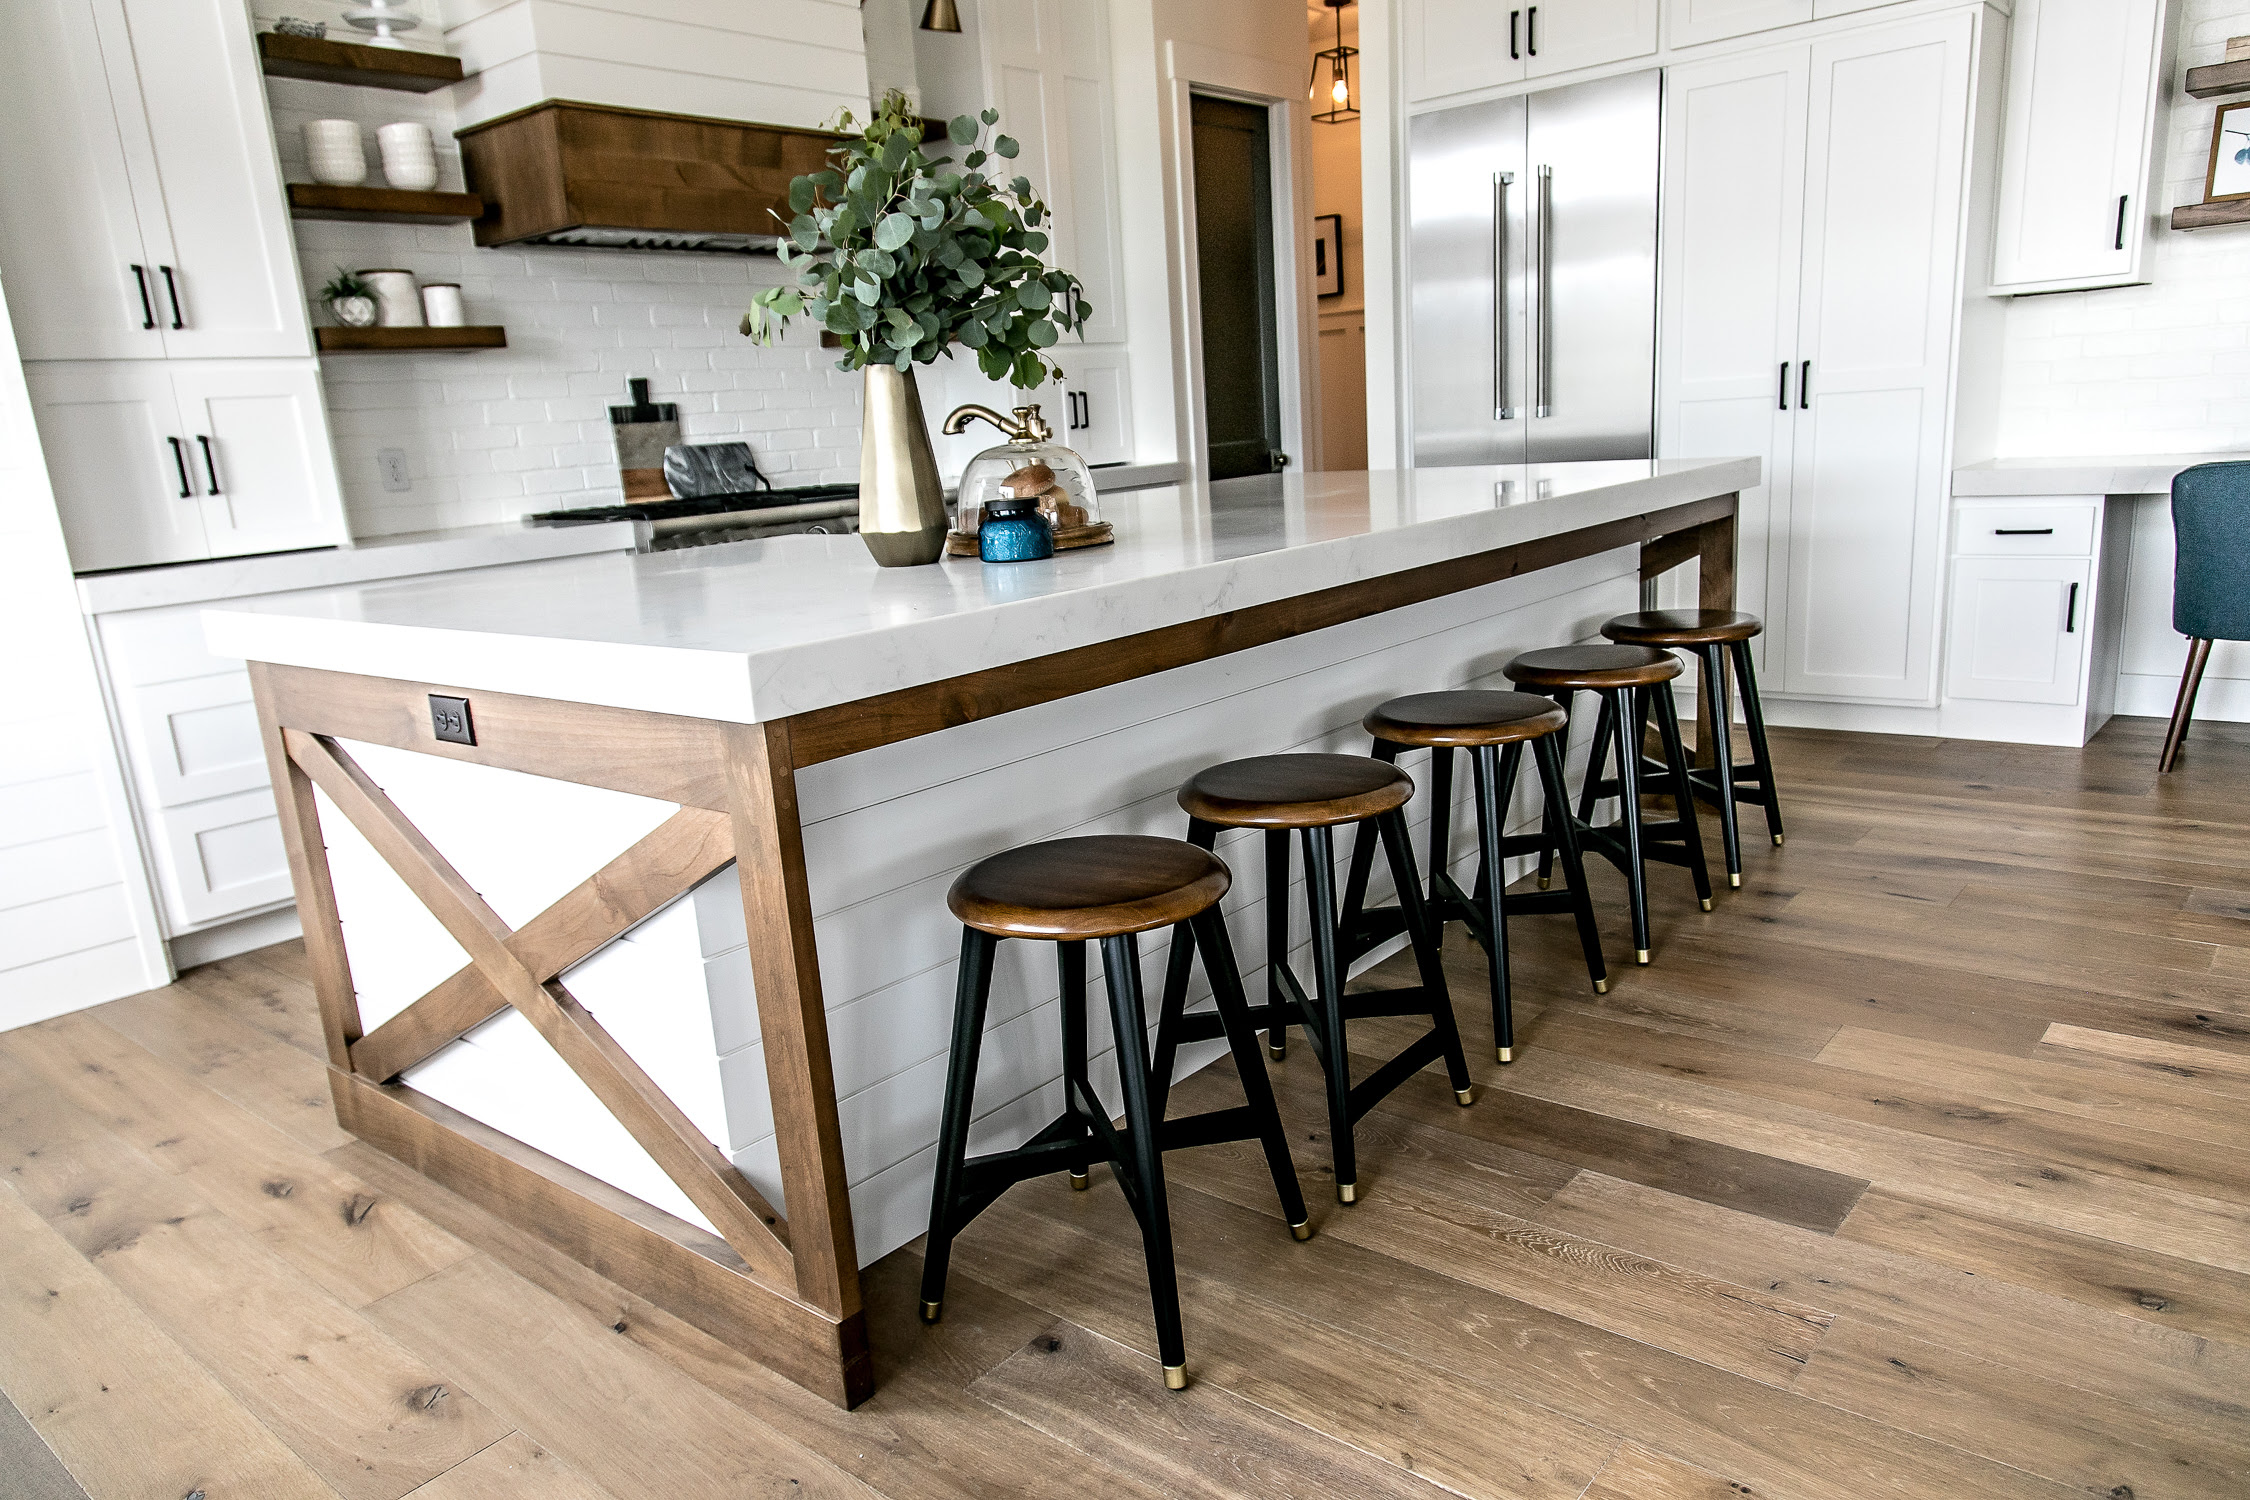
left=0, top=0, right=168, bottom=361
left=115, top=0, right=311, bottom=358
left=1058, top=350, right=1134, bottom=468
left=1945, top=557, right=2093, bottom=706
left=1526, top=0, right=1659, bottom=80
left=171, top=361, right=347, bottom=559
left=1403, top=0, right=1528, bottom=102
left=1664, top=0, right=1811, bottom=50
left=27, top=361, right=209, bottom=571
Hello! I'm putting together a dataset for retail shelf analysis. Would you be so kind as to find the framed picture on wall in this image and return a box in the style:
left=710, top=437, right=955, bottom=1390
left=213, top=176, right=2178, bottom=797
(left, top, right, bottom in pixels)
left=2206, top=101, right=2250, bottom=202
left=1314, top=214, right=1344, bottom=298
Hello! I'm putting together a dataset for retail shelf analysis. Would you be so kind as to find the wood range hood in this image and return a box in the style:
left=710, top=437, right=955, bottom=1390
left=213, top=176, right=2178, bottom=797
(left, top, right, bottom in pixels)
left=455, top=100, right=840, bottom=253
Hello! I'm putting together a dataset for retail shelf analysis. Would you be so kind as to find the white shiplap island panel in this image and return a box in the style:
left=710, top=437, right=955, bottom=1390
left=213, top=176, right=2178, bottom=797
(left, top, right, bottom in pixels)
left=212, top=460, right=1751, bottom=1408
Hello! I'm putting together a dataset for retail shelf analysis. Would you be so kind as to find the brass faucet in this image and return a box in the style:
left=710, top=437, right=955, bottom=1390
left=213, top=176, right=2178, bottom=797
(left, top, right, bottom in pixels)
left=942, top=403, right=1054, bottom=445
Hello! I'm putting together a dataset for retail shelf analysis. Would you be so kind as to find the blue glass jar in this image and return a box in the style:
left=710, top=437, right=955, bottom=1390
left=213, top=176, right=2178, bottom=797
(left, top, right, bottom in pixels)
left=977, top=495, right=1055, bottom=562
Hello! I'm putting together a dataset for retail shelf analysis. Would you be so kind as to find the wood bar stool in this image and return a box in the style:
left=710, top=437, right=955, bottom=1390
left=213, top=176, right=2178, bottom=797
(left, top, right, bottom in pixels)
left=1153, top=754, right=1474, bottom=1208
left=922, top=834, right=1309, bottom=1391
left=1600, top=609, right=1786, bottom=885
left=1506, top=645, right=1713, bottom=965
left=1339, top=691, right=1609, bottom=1066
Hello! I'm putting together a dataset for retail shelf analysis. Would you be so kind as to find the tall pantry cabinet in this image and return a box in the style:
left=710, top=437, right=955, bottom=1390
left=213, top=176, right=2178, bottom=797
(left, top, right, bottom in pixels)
left=0, top=0, right=345, bottom=570
left=1657, top=6, right=1991, bottom=705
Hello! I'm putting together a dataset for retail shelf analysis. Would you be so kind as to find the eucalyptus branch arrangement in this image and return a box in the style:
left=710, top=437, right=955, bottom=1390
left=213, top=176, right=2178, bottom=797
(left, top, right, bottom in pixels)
left=742, top=90, right=1092, bottom=389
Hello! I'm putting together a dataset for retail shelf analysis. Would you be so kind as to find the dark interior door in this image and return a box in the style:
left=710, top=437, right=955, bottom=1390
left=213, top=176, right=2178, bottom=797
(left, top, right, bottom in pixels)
left=1190, top=94, right=1282, bottom=481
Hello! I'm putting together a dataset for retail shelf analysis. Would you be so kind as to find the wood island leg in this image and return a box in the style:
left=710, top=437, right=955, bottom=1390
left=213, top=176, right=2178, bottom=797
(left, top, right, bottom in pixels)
left=1694, top=504, right=1739, bottom=772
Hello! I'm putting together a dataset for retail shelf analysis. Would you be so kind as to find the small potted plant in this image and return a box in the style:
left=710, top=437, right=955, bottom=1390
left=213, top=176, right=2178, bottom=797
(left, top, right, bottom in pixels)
left=320, top=267, right=377, bottom=328
left=743, top=90, right=1092, bottom=567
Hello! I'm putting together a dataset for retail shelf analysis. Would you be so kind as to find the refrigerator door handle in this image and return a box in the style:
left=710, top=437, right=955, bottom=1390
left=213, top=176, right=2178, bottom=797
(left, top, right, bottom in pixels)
left=1493, top=171, right=1514, bottom=421
left=1534, top=164, right=1553, bottom=419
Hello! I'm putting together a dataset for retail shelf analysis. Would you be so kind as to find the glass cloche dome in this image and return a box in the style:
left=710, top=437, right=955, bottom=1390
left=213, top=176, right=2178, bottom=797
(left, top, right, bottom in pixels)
left=943, top=403, right=1106, bottom=547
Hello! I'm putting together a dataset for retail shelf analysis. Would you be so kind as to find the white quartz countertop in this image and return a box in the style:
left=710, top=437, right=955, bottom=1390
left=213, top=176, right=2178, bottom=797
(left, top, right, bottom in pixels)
left=1951, top=453, right=2250, bottom=497
left=203, top=458, right=1756, bottom=724
left=78, top=519, right=640, bottom=615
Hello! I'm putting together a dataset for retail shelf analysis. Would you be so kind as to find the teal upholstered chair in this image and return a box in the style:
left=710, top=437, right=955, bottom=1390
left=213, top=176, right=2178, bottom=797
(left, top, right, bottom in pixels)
left=2160, top=462, right=2250, bottom=771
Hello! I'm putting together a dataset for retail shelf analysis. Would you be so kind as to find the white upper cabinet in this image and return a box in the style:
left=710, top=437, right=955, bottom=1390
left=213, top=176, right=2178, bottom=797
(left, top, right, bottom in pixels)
left=1666, top=0, right=1812, bottom=50
left=1528, top=0, right=1660, bottom=78
left=171, top=362, right=346, bottom=559
left=1988, top=0, right=2171, bottom=295
left=1404, top=0, right=1528, bottom=100
left=0, top=0, right=309, bottom=361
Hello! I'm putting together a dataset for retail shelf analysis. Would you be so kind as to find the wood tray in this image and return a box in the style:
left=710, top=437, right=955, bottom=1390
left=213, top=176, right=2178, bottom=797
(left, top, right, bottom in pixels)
left=946, top=521, right=1114, bottom=558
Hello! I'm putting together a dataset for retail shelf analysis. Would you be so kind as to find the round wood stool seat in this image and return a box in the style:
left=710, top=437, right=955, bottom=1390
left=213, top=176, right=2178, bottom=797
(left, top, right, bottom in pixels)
left=1504, top=643, right=1682, bottom=692
left=1363, top=690, right=1568, bottom=748
left=1178, top=753, right=1412, bottom=829
left=1600, top=609, right=1762, bottom=646
left=947, top=835, right=1229, bottom=940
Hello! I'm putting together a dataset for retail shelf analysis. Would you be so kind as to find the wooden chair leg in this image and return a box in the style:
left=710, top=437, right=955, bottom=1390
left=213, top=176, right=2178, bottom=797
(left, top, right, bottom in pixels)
left=2160, top=638, right=2214, bottom=773
left=920, top=928, right=997, bottom=1322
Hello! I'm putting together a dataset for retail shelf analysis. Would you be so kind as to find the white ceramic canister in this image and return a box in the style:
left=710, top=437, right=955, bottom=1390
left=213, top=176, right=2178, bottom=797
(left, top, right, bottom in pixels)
left=304, top=120, right=367, bottom=186
left=419, top=283, right=465, bottom=326
left=359, top=269, right=423, bottom=327
left=376, top=122, right=438, bottom=191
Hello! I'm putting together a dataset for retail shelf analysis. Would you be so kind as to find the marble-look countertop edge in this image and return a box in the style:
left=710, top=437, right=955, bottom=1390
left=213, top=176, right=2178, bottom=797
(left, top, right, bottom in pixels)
left=1951, top=454, right=2249, bottom=497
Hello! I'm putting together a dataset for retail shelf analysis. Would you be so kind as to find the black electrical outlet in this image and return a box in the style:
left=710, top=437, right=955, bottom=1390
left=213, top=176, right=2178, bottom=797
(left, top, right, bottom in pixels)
left=429, top=694, right=475, bottom=746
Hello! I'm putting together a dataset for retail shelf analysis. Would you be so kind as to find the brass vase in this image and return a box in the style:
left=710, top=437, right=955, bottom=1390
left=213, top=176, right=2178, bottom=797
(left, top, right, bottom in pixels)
left=858, top=364, right=949, bottom=567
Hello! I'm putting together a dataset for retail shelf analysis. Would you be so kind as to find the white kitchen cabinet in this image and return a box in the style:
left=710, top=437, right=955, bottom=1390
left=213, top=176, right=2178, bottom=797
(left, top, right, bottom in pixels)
left=1658, top=10, right=1977, bottom=706
left=30, top=360, right=347, bottom=572
left=1987, top=0, right=2171, bottom=295
left=0, top=0, right=308, bottom=361
left=1528, top=0, right=1660, bottom=78
left=1056, top=348, right=1135, bottom=468
left=152, top=788, right=293, bottom=929
left=1665, top=0, right=1811, bottom=49
left=1945, top=556, right=2092, bottom=705
left=1403, top=0, right=1527, bottom=102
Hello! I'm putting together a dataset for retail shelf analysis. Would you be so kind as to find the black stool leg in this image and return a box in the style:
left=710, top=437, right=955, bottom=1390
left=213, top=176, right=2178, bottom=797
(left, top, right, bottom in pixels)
left=1732, top=640, right=1786, bottom=844
left=1651, top=682, right=1715, bottom=913
left=1425, top=743, right=1455, bottom=902
left=1469, top=742, right=1517, bottom=1064
left=1058, top=940, right=1094, bottom=1190
left=1337, top=740, right=1395, bottom=927
left=1577, top=688, right=1619, bottom=833
left=1302, top=825, right=1357, bottom=1203
left=1698, top=643, right=1743, bottom=889
left=1099, top=932, right=1189, bottom=1389
left=1263, top=829, right=1292, bottom=1059
left=1151, top=819, right=1219, bottom=1115
left=1376, top=807, right=1475, bottom=1102
left=1611, top=687, right=1654, bottom=965
left=920, top=927, right=997, bottom=1323
left=1190, top=909, right=1312, bottom=1241
left=1532, top=731, right=1609, bottom=995
left=1536, top=689, right=1574, bottom=891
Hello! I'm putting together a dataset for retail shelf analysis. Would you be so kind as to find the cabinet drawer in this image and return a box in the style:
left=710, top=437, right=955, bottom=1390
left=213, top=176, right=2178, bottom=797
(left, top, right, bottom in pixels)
left=1953, top=502, right=2097, bottom=557
left=122, top=671, right=266, bottom=807
left=150, top=787, right=291, bottom=930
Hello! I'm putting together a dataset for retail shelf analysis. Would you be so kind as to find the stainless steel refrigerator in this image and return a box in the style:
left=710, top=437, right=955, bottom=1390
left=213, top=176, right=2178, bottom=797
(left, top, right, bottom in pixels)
left=1409, top=70, right=1660, bottom=466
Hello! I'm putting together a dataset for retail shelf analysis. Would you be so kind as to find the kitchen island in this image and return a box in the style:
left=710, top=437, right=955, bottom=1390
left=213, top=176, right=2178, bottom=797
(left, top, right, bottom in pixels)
left=205, top=458, right=1753, bottom=1407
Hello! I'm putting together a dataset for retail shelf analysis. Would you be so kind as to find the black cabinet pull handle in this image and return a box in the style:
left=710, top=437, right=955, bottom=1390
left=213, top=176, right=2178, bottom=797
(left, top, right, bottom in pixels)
left=2066, top=581, right=2080, bottom=633
left=1528, top=5, right=1537, bottom=55
left=1509, top=9, right=1520, bottom=59
left=166, top=436, right=192, bottom=498
left=197, top=435, right=221, bottom=494
left=130, top=265, right=155, bottom=329
left=1993, top=527, right=2053, bottom=535
left=1777, top=361, right=1789, bottom=410
left=2115, top=194, right=2129, bottom=252
left=160, top=265, right=182, bottom=329
left=1799, top=359, right=1811, bottom=409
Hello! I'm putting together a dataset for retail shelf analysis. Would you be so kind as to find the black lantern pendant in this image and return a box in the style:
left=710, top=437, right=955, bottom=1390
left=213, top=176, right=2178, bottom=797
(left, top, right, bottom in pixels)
left=1311, top=0, right=1358, bottom=124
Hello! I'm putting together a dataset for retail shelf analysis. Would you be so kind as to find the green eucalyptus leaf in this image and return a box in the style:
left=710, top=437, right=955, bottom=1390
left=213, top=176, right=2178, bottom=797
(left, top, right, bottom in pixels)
left=874, top=212, right=917, bottom=251
left=788, top=178, right=815, bottom=214
left=965, top=150, right=987, bottom=170
left=1012, top=350, right=1043, bottom=387
left=1010, top=176, right=1032, bottom=198
left=980, top=107, right=999, bottom=125
left=790, top=214, right=820, bottom=251
left=958, top=320, right=989, bottom=348
left=1025, top=318, right=1058, bottom=348
left=948, top=114, right=978, bottom=144
left=1016, top=280, right=1051, bottom=311
left=995, top=135, right=1019, bottom=159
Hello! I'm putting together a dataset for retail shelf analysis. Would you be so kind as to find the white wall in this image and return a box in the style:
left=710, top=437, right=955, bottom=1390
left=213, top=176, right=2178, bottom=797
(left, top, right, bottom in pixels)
left=0, top=275, right=168, bottom=1029
left=1993, top=1, right=2250, bottom=456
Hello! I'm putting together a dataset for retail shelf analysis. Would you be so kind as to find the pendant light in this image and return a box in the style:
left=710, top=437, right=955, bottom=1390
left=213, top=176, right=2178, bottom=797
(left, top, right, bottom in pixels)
left=1311, top=0, right=1358, bottom=124
left=919, top=0, right=962, bottom=32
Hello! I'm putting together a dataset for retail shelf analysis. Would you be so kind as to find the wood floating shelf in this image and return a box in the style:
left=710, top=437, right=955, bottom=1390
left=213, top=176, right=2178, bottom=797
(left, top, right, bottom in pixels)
left=258, top=32, right=464, bottom=92
left=288, top=183, right=484, bottom=225
left=2170, top=198, right=2250, bottom=231
left=316, top=326, right=507, bottom=353
left=2185, top=58, right=2250, bottom=99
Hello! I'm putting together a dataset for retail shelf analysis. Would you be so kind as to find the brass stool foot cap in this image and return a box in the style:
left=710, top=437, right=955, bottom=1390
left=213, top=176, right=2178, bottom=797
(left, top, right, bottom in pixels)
left=1267, top=1043, right=1285, bottom=1060
left=1496, top=1045, right=1515, bottom=1064
left=1634, top=948, right=1651, bottom=965
left=1699, top=897, right=1714, bottom=912
left=1592, top=978, right=1610, bottom=995
left=1068, top=1170, right=1090, bottom=1191
left=1729, top=872, right=1742, bottom=888
left=1537, top=876, right=1551, bottom=890
left=920, top=1300, right=942, bottom=1324
left=1289, top=1219, right=1313, bottom=1242
left=1455, top=1085, right=1478, bottom=1105
left=1336, top=1182, right=1357, bottom=1205
left=1774, top=833, right=1786, bottom=846
left=1164, top=1364, right=1189, bottom=1391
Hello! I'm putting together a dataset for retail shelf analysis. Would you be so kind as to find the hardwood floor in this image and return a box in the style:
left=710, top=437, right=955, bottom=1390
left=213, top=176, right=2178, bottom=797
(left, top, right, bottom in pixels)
left=5, top=717, right=2250, bottom=1499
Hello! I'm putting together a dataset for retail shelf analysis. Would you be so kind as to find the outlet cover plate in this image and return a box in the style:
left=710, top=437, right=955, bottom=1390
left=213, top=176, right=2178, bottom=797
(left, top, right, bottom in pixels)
left=428, top=694, right=474, bottom=745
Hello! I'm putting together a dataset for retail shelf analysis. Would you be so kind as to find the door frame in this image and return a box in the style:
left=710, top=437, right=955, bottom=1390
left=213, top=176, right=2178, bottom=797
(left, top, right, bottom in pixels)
left=1163, top=40, right=1318, bottom=478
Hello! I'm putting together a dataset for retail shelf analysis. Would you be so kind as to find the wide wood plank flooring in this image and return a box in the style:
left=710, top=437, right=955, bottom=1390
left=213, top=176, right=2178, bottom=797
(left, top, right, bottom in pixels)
left=5, top=716, right=2250, bottom=1498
